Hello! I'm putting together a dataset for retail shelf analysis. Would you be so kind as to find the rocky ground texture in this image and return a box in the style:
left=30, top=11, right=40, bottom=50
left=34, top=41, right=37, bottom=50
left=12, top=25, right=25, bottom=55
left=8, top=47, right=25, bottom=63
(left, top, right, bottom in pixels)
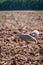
left=0, top=11, right=43, bottom=65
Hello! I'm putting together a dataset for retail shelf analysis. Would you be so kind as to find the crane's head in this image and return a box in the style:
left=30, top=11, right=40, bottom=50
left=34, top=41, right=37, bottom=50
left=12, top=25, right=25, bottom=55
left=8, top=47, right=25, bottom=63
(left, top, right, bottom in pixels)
left=31, top=30, right=39, bottom=39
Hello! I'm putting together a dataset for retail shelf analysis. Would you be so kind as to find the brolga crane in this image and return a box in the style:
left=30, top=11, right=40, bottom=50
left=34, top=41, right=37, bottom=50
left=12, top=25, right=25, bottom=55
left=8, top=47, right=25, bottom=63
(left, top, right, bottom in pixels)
left=15, top=30, right=39, bottom=43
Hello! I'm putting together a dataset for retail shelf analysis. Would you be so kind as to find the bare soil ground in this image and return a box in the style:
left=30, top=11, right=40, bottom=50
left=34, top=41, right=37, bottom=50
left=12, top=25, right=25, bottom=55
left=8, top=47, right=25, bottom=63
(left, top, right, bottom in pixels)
left=0, top=11, right=43, bottom=65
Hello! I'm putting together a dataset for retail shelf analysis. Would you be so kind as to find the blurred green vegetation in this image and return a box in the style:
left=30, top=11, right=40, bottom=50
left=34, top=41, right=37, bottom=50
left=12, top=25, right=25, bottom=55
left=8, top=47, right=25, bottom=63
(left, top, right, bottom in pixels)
left=0, top=0, right=6, bottom=3
left=0, top=0, right=43, bottom=10
left=38, top=40, right=43, bottom=44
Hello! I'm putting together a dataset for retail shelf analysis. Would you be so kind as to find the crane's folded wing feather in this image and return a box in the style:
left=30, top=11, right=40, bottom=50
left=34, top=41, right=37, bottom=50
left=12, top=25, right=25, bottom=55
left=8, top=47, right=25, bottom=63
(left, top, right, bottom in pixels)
left=15, top=34, right=36, bottom=42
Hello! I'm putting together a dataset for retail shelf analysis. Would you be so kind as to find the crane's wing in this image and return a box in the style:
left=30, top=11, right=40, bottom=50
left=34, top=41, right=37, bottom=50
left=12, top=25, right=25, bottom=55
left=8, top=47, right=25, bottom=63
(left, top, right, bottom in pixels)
left=15, top=34, right=36, bottom=42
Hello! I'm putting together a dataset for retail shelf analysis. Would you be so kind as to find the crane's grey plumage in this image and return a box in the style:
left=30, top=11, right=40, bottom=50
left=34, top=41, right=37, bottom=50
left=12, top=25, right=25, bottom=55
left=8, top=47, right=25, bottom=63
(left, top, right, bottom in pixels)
left=15, top=30, right=39, bottom=43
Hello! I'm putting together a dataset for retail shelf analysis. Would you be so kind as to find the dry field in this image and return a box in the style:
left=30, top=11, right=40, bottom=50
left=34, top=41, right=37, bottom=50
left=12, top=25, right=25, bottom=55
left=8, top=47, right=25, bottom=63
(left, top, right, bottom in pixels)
left=0, top=11, right=43, bottom=65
